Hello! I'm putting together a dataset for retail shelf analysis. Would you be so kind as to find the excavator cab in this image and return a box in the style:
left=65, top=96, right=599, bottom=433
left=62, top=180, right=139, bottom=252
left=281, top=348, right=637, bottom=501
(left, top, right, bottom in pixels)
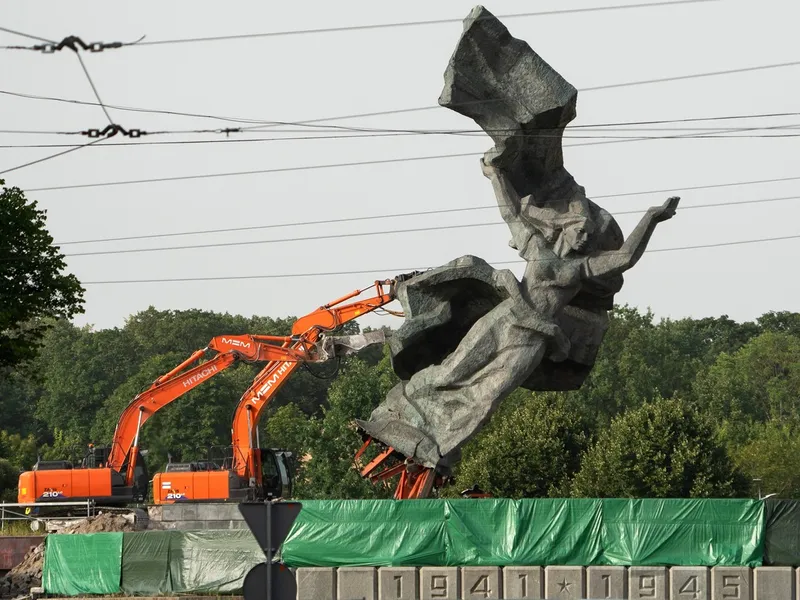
left=260, top=449, right=293, bottom=499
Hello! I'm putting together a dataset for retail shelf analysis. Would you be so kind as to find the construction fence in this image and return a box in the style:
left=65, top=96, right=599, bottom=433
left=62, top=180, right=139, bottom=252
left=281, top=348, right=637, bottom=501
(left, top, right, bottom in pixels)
left=40, top=498, right=800, bottom=596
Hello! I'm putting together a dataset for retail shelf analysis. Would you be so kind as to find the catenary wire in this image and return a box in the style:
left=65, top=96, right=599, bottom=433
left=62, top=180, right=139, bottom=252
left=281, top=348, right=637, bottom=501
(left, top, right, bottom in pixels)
left=74, top=53, right=113, bottom=124
left=21, top=120, right=800, bottom=192
left=125, top=1, right=718, bottom=47
left=4, top=127, right=800, bottom=148
left=47, top=195, right=800, bottom=259
left=0, top=137, right=103, bottom=176
left=76, top=234, right=800, bottom=285
left=0, top=26, right=54, bottom=45
left=2, top=58, right=800, bottom=131
left=53, top=182, right=800, bottom=246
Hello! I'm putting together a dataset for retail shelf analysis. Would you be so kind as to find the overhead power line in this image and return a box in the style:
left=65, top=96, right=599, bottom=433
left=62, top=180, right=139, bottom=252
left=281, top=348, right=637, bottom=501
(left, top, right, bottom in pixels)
left=3, top=58, right=799, bottom=132
left=247, top=61, right=800, bottom=128
left=77, top=233, right=800, bottom=285
left=49, top=195, right=800, bottom=259
left=54, top=182, right=800, bottom=246
left=3, top=124, right=800, bottom=149
left=5, top=129, right=800, bottom=149
left=3, top=112, right=800, bottom=141
left=0, top=26, right=54, bottom=45
left=0, top=138, right=103, bottom=176
left=0, top=2, right=715, bottom=52
left=120, top=1, right=716, bottom=47
left=74, top=53, right=113, bottom=124
left=12, top=117, right=791, bottom=185
left=23, top=119, right=800, bottom=193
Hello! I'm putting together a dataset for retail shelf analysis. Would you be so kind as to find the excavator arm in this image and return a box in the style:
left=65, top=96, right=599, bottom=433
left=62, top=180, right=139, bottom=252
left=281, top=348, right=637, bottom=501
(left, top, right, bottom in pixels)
left=230, top=277, right=414, bottom=486
left=106, top=334, right=335, bottom=487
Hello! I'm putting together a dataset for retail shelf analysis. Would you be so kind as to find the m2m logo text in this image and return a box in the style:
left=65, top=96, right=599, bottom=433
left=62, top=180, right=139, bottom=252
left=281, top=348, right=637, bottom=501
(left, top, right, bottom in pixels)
left=182, top=364, right=219, bottom=388
left=221, top=337, right=252, bottom=349
left=252, top=362, right=292, bottom=403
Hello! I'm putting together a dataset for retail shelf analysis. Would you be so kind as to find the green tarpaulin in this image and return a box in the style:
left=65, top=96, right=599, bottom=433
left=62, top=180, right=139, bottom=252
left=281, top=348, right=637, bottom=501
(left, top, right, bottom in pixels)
left=120, top=531, right=173, bottom=595
left=41, top=498, right=773, bottom=596
left=600, top=499, right=764, bottom=567
left=440, top=498, right=603, bottom=566
left=764, top=499, right=800, bottom=566
left=281, top=498, right=760, bottom=567
left=120, top=530, right=263, bottom=595
left=43, top=532, right=123, bottom=596
left=281, top=499, right=450, bottom=567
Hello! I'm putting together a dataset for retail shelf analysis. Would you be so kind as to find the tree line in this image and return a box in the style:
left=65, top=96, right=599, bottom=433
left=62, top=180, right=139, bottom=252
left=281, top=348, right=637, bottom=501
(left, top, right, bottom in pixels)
left=2, top=181, right=800, bottom=501
left=2, top=304, right=799, bottom=501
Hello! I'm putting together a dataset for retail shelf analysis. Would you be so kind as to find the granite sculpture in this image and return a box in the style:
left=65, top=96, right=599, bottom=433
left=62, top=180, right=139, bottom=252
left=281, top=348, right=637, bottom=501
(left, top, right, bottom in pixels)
left=356, top=5, right=680, bottom=472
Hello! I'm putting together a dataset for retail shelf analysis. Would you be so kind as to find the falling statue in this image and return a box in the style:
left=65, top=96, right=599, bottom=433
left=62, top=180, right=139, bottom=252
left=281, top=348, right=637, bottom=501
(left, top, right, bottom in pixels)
left=355, top=5, right=680, bottom=491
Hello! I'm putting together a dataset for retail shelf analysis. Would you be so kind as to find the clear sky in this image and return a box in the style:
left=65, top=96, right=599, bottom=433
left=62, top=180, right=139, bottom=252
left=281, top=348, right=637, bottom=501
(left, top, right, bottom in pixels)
left=2, top=0, right=798, bottom=332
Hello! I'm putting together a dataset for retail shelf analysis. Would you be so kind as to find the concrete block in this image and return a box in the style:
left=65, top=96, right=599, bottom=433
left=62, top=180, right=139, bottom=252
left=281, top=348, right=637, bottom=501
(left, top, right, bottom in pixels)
left=297, top=567, right=336, bottom=600
left=502, top=566, right=543, bottom=599
left=461, top=567, right=501, bottom=599
left=378, top=567, right=418, bottom=600
left=196, top=502, right=244, bottom=521
left=544, top=566, right=584, bottom=600
left=420, top=567, right=458, bottom=600
left=629, top=567, right=667, bottom=600
left=160, top=503, right=184, bottom=521
left=181, top=503, right=200, bottom=521
left=197, top=503, right=220, bottom=521
left=754, top=567, right=794, bottom=600
left=670, top=566, right=709, bottom=600
left=338, top=567, right=377, bottom=600
left=587, top=566, right=626, bottom=599
left=711, top=567, right=752, bottom=600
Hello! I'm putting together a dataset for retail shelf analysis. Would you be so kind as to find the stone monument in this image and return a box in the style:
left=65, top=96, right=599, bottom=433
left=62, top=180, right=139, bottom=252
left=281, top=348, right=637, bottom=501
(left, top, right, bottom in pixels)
left=356, top=5, right=680, bottom=474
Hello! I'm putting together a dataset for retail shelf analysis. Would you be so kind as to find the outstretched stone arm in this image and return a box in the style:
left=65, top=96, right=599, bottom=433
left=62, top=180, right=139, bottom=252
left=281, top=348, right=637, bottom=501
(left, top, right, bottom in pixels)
left=585, top=196, right=679, bottom=279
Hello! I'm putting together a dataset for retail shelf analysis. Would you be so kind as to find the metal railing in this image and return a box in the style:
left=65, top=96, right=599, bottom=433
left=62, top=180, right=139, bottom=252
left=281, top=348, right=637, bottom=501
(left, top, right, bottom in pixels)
left=0, top=501, right=96, bottom=531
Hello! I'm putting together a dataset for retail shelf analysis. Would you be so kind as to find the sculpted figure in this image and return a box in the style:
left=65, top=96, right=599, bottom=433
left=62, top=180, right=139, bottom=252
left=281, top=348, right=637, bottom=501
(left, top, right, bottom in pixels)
left=357, top=151, right=678, bottom=470
left=355, top=5, right=681, bottom=475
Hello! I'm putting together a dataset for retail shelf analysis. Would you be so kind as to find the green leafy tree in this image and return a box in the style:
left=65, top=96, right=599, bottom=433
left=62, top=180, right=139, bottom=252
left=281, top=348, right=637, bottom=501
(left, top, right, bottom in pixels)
left=38, top=428, right=86, bottom=463
left=450, top=391, right=593, bottom=498
left=0, top=431, right=38, bottom=471
left=571, top=396, right=748, bottom=498
left=694, top=332, right=800, bottom=445
left=296, top=352, right=398, bottom=499
left=733, top=419, right=800, bottom=498
left=569, top=307, right=761, bottom=425
left=262, top=403, right=313, bottom=457
left=34, top=321, right=139, bottom=442
left=757, top=311, right=800, bottom=337
left=0, top=181, right=84, bottom=368
left=0, top=458, right=19, bottom=501
left=0, top=364, right=41, bottom=437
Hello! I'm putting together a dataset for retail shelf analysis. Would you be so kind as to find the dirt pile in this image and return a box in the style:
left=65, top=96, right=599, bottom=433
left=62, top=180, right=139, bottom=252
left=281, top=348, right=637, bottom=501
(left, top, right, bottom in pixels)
left=0, top=513, right=138, bottom=599
left=59, top=512, right=136, bottom=534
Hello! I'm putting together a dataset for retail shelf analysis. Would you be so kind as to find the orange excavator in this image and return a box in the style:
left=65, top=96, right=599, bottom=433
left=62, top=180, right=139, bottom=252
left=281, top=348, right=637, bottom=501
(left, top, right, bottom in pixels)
left=18, top=275, right=415, bottom=507
left=149, top=276, right=415, bottom=504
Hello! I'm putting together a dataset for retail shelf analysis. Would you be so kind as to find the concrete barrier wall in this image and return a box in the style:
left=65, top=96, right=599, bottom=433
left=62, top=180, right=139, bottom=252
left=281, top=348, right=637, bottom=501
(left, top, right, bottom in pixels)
left=147, top=503, right=247, bottom=530
left=297, top=565, right=798, bottom=600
